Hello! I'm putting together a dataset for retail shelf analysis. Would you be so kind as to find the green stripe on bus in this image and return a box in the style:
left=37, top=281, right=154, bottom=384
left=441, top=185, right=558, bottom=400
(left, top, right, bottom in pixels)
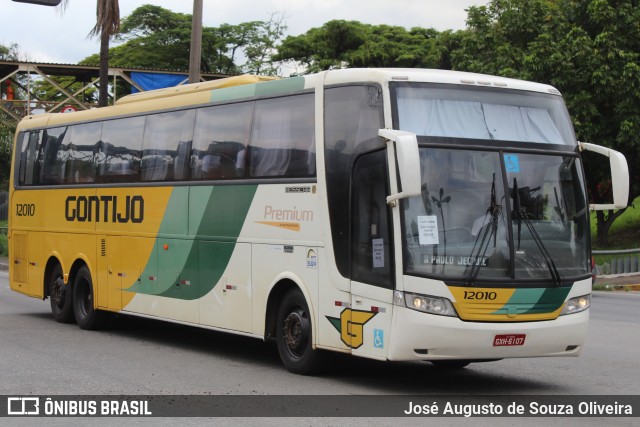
left=255, top=77, right=305, bottom=97
left=519, top=287, right=571, bottom=314
left=490, top=287, right=571, bottom=315
left=209, top=77, right=306, bottom=103
left=127, top=185, right=257, bottom=300
left=211, top=84, right=257, bottom=103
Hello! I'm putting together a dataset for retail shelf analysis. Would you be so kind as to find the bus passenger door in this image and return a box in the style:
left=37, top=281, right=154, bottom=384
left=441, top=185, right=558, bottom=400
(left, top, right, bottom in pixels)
left=349, top=150, right=394, bottom=359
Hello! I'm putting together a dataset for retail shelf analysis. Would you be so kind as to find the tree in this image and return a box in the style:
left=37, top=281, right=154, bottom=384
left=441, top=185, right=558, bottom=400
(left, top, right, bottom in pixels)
left=273, top=20, right=457, bottom=73
left=60, top=0, right=119, bottom=107
left=81, top=5, right=286, bottom=76
left=90, top=0, right=120, bottom=107
left=0, top=43, right=20, bottom=61
left=450, top=0, right=640, bottom=246
left=0, top=42, right=20, bottom=189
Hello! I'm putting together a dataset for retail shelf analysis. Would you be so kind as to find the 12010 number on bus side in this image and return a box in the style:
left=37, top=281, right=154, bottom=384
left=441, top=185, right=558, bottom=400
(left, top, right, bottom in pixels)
left=15, top=203, right=35, bottom=217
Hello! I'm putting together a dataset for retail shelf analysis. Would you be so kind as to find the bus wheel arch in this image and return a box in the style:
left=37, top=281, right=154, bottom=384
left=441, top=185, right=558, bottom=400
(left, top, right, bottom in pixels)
left=44, top=257, right=74, bottom=324
left=266, top=280, right=323, bottom=374
left=265, top=279, right=298, bottom=340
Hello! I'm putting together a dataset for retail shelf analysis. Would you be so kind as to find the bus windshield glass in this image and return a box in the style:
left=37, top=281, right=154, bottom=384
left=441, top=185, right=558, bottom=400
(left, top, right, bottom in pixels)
left=401, top=148, right=590, bottom=283
left=395, top=85, right=575, bottom=145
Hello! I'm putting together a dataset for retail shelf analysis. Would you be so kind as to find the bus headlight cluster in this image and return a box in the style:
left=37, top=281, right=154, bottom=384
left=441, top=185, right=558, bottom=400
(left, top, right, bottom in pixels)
left=394, top=291, right=457, bottom=317
left=560, top=294, right=590, bottom=315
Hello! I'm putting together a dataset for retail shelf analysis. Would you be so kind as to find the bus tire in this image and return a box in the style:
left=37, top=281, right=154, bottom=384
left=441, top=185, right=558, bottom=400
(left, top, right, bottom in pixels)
left=72, top=265, right=107, bottom=330
left=276, top=289, right=322, bottom=375
left=49, top=263, right=75, bottom=324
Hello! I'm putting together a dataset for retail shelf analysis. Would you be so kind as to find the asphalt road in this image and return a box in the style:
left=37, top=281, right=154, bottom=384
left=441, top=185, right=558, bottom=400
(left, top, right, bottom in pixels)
left=1, top=269, right=638, bottom=425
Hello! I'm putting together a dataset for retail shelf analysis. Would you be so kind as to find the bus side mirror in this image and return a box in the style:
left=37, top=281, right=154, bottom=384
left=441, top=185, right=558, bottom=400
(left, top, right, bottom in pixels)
left=378, top=129, right=421, bottom=206
left=579, top=142, right=629, bottom=210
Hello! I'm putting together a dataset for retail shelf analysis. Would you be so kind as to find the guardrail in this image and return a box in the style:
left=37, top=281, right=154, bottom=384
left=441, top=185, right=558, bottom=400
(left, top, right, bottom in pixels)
left=593, top=248, right=640, bottom=275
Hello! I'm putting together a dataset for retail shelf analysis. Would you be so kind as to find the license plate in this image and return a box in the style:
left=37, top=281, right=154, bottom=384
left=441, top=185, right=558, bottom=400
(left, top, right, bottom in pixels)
left=493, top=334, right=526, bottom=346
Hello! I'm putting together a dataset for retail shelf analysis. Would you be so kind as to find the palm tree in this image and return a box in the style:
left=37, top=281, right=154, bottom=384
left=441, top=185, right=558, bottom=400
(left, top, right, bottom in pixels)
left=60, top=0, right=120, bottom=107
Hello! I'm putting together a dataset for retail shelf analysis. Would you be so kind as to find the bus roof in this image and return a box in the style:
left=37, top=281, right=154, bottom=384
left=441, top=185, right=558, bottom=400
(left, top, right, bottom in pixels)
left=15, top=68, right=561, bottom=133
left=115, top=74, right=278, bottom=105
left=321, top=68, right=562, bottom=95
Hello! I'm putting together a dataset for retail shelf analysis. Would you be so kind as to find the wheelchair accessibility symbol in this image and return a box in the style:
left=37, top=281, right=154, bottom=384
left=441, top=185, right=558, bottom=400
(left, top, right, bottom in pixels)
left=374, top=329, right=384, bottom=349
left=504, top=154, right=520, bottom=173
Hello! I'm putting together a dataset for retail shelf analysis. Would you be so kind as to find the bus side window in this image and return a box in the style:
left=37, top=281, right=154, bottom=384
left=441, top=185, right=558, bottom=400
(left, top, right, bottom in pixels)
left=192, top=102, right=252, bottom=180
left=63, top=122, right=101, bottom=184
left=98, top=116, right=144, bottom=183
left=249, top=93, right=315, bottom=178
left=38, top=127, right=67, bottom=185
left=18, top=130, right=41, bottom=186
left=142, top=109, right=195, bottom=182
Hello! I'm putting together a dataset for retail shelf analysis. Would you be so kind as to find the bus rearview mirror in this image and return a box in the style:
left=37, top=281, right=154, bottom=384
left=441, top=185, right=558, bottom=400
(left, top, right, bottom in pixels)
left=579, top=142, right=629, bottom=211
left=378, top=129, right=422, bottom=205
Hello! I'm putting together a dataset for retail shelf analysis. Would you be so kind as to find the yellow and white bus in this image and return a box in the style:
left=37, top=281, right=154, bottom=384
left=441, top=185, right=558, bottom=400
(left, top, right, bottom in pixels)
left=9, top=69, right=629, bottom=374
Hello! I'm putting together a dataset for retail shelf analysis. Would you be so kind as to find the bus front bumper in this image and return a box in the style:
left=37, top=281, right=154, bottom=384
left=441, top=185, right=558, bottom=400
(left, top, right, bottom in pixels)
left=387, top=307, right=589, bottom=361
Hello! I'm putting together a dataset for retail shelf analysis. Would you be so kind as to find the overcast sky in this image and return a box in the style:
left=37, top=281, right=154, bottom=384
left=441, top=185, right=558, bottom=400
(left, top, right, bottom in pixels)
left=3, top=0, right=487, bottom=65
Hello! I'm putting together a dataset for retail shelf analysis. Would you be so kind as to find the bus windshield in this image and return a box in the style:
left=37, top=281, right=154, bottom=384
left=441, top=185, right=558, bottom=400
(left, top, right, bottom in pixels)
left=401, top=148, right=590, bottom=283
left=395, top=85, right=576, bottom=146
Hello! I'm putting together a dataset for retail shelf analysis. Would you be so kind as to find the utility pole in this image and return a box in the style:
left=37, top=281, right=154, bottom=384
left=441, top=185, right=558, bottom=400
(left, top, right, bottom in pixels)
left=188, top=0, right=203, bottom=84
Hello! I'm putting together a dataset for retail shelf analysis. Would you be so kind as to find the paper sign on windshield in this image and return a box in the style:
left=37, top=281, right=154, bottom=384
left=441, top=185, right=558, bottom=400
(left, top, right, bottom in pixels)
left=417, top=215, right=439, bottom=245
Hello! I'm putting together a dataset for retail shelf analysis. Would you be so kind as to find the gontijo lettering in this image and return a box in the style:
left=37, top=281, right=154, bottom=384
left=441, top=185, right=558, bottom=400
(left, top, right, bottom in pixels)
left=65, top=195, right=144, bottom=223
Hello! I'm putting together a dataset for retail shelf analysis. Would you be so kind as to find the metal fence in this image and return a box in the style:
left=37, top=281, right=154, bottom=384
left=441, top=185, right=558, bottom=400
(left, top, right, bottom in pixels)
left=593, top=248, right=640, bottom=276
left=0, top=191, right=7, bottom=222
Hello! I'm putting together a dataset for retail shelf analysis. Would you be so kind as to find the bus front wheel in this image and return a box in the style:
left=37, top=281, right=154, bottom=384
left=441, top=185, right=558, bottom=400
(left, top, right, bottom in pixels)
left=276, top=289, right=322, bottom=375
left=49, top=263, right=74, bottom=323
left=72, top=265, right=107, bottom=330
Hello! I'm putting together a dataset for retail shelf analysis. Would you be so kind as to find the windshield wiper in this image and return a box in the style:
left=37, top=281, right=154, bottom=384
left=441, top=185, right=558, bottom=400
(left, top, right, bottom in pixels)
left=465, top=174, right=502, bottom=284
left=512, top=177, right=563, bottom=286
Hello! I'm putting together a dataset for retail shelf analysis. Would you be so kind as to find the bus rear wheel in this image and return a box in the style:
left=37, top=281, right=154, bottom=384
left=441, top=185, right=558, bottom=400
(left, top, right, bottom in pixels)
left=72, top=265, right=107, bottom=330
left=276, top=289, right=322, bottom=375
left=49, top=263, right=74, bottom=323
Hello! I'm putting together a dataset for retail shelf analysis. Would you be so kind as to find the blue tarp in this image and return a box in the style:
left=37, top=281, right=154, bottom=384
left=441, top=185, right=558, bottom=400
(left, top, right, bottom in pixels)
left=130, top=72, right=187, bottom=93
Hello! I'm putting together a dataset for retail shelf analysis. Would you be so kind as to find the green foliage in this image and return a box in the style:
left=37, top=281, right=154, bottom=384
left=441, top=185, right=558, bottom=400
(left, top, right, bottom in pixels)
left=30, top=76, right=98, bottom=107
left=0, top=42, right=20, bottom=60
left=591, top=197, right=640, bottom=250
left=80, top=5, right=286, bottom=75
left=0, top=234, right=7, bottom=257
left=274, top=20, right=456, bottom=73
left=0, top=120, right=15, bottom=190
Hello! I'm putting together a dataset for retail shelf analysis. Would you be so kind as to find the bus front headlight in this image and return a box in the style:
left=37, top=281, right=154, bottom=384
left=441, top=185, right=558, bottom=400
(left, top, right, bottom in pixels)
left=394, top=291, right=457, bottom=317
left=560, top=294, right=590, bottom=315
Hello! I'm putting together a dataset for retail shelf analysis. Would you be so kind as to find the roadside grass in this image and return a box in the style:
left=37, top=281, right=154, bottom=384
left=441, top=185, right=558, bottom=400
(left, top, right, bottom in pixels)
left=0, top=220, right=6, bottom=256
